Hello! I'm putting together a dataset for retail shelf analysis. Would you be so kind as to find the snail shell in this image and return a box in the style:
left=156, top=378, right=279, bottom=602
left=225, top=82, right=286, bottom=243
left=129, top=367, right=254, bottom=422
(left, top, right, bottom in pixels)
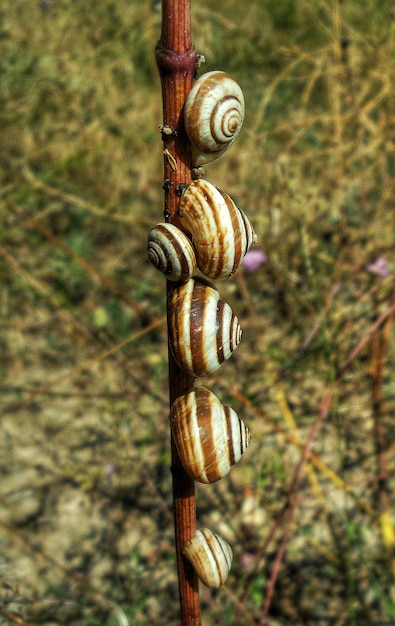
left=168, top=278, right=242, bottom=377
left=147, top=223, right=197, bottom=282
left=183, top=528, right=233, bottom=588
left=178, top=180, right=256, bottom=280
left=169, top=387, right=251, bottom=483
left=184, top=71, right=245, bottom=166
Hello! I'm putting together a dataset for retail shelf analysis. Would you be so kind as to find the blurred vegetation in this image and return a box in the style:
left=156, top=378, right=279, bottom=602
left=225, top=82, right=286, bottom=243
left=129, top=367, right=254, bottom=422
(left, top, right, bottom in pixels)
left=0, top=1, right=394, bottom=625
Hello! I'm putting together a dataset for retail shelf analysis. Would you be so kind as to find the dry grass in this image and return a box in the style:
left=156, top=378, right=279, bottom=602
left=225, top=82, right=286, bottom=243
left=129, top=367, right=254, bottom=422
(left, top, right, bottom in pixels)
left=0, top=1, right=394, bottom=625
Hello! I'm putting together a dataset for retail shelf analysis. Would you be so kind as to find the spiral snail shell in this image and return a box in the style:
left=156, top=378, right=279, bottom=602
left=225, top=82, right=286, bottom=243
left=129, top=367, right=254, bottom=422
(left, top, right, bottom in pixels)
left=147, top=223, right=197, bottom=282
left=183, top=527, right=233, bottom=588
left=178, top=179, right=256, bottom=280
left=170, top=387, right=251, bottom=483
left=169, top=278, right=242, bottom=377
left=184, top=71, right=245, bottom=166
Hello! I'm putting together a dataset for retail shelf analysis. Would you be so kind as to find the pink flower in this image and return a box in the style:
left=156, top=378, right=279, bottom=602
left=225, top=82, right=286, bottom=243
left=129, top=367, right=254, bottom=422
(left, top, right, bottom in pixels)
left=242, top=249, right=266, bottom=272
left=367, top=257, right=390, bottom=278
left=239, top=552, right=256, bottom=574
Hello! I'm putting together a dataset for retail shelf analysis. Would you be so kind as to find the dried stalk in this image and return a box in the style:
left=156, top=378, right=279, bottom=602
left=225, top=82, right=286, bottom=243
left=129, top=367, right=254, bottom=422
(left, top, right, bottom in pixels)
left=371, top=288, right=395, bottom=571
left=155, top=1, right=201, bottom=624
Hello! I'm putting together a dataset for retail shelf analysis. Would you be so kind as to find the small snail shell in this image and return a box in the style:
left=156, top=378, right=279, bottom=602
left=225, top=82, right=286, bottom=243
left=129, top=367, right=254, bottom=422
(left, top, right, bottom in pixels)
left=168, top=278, right=242, bottom=377
left=184, top=71, right=245, bottom=166
left=178, top=180, right=256, bottom=280
left=169, top=387, right=251, bottom=483
left=183, top=528, right=233, bottom=588
left=147, top=223, right=197, bottom=282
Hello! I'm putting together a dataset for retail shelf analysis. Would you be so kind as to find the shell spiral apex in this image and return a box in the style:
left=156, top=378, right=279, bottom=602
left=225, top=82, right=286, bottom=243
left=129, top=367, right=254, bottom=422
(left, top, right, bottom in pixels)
left=169, top=386, right=251, bottom=484
left=183, top=527, right=233, bottom=588
left=147, top=223, right=197, bottom=282
left=185, top=71, right=245, bottom=166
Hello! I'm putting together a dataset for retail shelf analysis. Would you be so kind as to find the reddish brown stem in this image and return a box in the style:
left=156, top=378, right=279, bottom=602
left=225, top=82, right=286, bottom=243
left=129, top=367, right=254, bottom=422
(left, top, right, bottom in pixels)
left=258, top=389, right=334, bottom=626
left=371, top=288, right=394, bottom=519
left=156, top=2, right=201, bottom=624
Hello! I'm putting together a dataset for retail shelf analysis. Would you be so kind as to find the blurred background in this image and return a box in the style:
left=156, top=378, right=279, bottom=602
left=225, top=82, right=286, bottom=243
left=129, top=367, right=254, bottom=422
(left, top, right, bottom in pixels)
left=0, top=1, right=394, bottom=624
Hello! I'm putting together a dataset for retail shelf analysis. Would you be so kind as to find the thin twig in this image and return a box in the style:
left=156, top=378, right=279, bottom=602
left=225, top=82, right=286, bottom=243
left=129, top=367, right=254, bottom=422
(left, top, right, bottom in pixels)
left=371, top=285, right=395, bottom=570
left=259, top=389, right=334, bottom=625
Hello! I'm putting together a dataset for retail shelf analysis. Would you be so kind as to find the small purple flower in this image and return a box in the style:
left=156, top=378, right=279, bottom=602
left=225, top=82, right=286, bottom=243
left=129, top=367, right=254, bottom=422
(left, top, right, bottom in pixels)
left=367, top=257, right=390, bottom=278
left=103, top=462, right=117, bottom=477
left=239, top=552, right=256, bottom=573
left=242, top=249, right=266, bottom=272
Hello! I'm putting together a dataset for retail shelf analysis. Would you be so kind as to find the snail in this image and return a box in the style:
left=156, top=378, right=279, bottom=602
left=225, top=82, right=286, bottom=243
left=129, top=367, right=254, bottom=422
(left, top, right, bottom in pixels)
left=168, top=278, right=242, bottom=377
left=169, top=387, right=251, bottom=483
left=147, top=223, right=197, bottom=282
left=183, top=527, right=233, bottom=588
left=184, top=71, right=245, bottom=166
left=178, top=179, right=256, bottom=280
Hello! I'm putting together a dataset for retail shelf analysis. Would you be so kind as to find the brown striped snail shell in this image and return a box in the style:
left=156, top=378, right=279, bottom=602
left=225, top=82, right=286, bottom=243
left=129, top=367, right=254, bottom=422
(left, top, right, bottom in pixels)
left=147, top=223, right=197, bottom=282
left=169, top=387, right=251, bottom=483
left=178, top=179, right=256, bottom=280
left=183, top=527, right=233, bottom=588
left=184, top=71, right=245, bottom=166
left=168, top=278, right=242, bottom=377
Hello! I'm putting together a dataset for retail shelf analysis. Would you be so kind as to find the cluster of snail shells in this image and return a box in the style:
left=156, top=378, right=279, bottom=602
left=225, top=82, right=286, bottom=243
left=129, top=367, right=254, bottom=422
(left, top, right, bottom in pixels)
left=149, top=71, right=254, bottom=588
left=148, top=179, right=255, bottom=283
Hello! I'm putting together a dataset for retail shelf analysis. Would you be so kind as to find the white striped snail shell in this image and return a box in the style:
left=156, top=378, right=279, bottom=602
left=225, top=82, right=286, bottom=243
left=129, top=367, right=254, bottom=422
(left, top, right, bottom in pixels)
left=184, top=71, right=245, bottom=166
left=178, top=179, right=256, bottom=280
left=147, top=223, right=197, bottom=282
left=168, top=278, right=242, bottom=377
left=183, top=527, right=233, bottom=588
left=169, top=387, right=251, bottom=484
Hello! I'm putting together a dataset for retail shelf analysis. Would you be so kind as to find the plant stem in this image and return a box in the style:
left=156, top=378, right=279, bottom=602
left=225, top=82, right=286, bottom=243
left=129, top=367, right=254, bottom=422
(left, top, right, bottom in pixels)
left=156, top=2, right=201, bottom=624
